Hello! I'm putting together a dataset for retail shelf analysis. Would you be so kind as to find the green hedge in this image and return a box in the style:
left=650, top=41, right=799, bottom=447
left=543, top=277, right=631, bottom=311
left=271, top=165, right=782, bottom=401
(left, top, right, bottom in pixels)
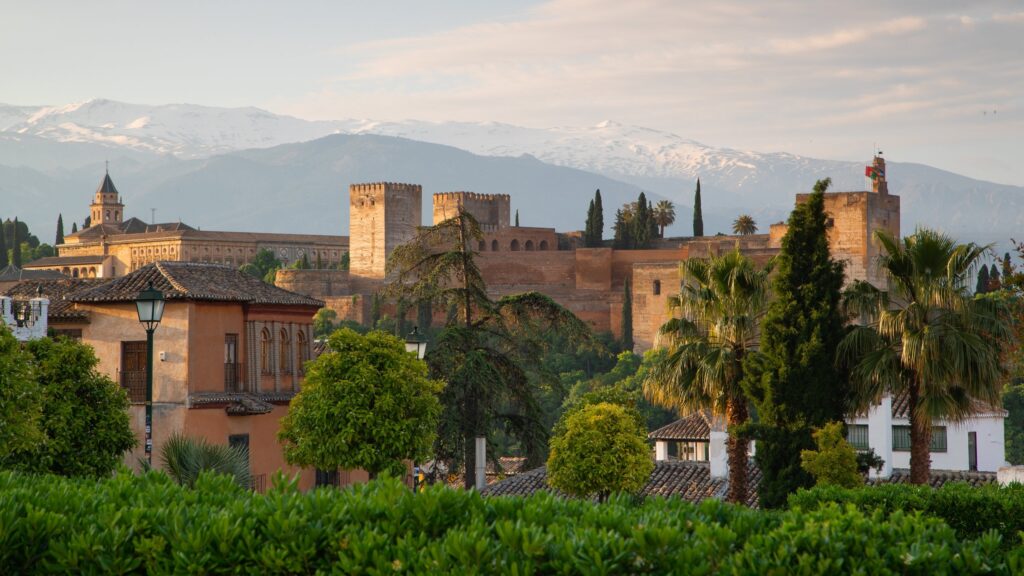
left=789, top=482, right=1024, bottom=547
left=0, top=471, right=1021, bottom=574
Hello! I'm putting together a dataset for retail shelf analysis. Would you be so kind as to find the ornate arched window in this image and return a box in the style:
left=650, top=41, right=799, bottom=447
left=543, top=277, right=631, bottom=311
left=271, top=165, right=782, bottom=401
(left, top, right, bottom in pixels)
left=261, top=328, right=272, bottom=374
left=280, top=329, right=292, bottom=374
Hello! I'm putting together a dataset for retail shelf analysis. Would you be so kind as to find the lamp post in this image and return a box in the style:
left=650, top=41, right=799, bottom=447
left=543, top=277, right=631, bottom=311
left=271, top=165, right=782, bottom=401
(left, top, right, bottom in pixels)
left=135, top=281, right=165, bottom=466
left=404, top=326, right=427, bottom=360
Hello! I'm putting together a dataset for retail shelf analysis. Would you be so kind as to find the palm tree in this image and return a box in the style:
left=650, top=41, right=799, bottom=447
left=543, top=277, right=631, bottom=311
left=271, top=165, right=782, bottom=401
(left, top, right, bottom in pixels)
left=644, top=249, right=772, bottom=504
left=732, top=215, right=758, bottom=235
left=839, top=229, right=1010, bottom=484
left=158, top=433, right=252, bottom=489
left=653, top=200, right=676, bottom=238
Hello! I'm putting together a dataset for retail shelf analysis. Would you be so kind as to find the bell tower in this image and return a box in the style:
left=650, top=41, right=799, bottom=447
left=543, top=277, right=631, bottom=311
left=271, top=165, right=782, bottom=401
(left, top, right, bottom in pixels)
left=90, top=166, right=125, bottom=226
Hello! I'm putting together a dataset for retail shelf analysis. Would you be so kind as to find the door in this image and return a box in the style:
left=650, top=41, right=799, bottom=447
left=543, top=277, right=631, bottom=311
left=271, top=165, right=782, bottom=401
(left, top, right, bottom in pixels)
left=120, top=341, right=148, bottom=403
left=968, top=431, right=978, bottom=471
left=224, top=334, right=239, bottom=392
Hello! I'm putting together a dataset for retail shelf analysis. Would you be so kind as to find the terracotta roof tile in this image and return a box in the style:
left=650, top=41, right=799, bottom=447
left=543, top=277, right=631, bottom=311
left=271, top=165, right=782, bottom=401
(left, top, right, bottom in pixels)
left=648, top=412, right=710, bottom=441
left=0, top=265, right=66, bottom=282
left=869, top=469, right=998, bottom=488
left=890, top=390, right=1005, bottom=418
left=67, top=261, right=324, bottom=307
left=4, top=278, right=107, bottom=321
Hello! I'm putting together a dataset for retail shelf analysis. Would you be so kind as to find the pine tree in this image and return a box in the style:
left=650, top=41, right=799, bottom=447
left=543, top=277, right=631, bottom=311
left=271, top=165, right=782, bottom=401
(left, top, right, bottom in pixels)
left=0, top=216, right=7, bottom=268
left=515, top=210, right=520, bottom=227
left=692, top=179, right=704, bottom=237
left=742, top=177, right=848, bottom=508
left=593, top=189, right=603, bottom=245
left=621, top=278, right=634, bottom=351
left=976, top=265, right=990, bottom=295
left=71, top=222, right=78, bottom=234
left=11, top=218, right=21, bottom=267
left=55, top=214, right=65, bottom=246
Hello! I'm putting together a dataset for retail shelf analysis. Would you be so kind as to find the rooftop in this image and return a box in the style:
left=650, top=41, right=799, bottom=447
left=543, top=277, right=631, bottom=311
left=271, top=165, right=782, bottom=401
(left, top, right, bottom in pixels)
left=67, top=261, right=324, bottom=307
left=3, top=278, right=106, bottom=321
left=648, top=412, right=710, bottom=441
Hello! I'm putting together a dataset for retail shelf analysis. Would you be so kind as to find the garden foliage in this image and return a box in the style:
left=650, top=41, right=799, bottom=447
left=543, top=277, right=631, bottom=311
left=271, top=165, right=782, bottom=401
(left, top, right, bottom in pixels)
left=1, top=471, right=1021, bottom=574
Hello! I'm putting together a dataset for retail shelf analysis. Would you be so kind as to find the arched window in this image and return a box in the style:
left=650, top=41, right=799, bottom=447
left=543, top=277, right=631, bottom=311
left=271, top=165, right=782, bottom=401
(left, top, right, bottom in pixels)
left=105, top=210, right=110, bottom=220
left=115, top=211, right=120, bottom=220
left=280, top=329, right=292, bottom=374
left=478, top=240, right=486, bottom=251
left=539, top=240, right=549, bottom=251
left=72, top=269, right=79, bottom=278
left=261, top=328, right=272, bottom=374
left=511, top=239, right=520, bottom=251
left=491, top=239, right=499, bottom=251
left=297, top=330, right=309, bottom=376
left=653, top=280, right=661, bottom=295
left=525, top=240, right=535, bottom=251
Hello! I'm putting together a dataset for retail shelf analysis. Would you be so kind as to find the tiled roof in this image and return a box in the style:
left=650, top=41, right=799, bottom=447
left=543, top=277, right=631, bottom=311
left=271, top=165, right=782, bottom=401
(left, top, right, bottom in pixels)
left=0, top=265, right=66, bottom=282
left=3, top=278, right=106, bottom=321
left=869, top=469, right=998, bottom=488
left=23, top=255, right=108, bottom=267
left=891, top=390, right=1005, bottom=419
left=481, top=460, right=761, bottom=507
left=67, top=261, right=324, bottom=307
left=96, top=172, right=119, bottom=196
left=648, top=412, right=710, bottom=441
left=71, top=218, right=196, bottom=240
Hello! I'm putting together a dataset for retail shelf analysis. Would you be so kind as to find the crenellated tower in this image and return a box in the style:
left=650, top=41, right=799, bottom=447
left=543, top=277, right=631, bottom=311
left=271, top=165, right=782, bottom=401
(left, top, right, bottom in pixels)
left=348, top=182, right=422, bottom=278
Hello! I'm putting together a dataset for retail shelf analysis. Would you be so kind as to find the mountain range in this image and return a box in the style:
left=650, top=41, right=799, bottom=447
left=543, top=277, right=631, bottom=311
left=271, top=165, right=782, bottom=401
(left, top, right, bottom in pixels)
left=1, top=99, right=1021, bottom=256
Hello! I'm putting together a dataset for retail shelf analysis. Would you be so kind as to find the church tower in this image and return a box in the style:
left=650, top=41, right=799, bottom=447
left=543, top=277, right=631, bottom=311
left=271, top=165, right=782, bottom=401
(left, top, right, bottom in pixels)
left=89, top=168, right=124, bottom=226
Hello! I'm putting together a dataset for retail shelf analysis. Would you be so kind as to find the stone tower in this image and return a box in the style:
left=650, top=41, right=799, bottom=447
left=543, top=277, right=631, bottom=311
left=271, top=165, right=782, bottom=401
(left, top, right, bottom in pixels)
left=90, top=169, right=124, bottom=226
left=432, top=192, right=511, bottom=231
left=349, top=182, right=422, bottom=278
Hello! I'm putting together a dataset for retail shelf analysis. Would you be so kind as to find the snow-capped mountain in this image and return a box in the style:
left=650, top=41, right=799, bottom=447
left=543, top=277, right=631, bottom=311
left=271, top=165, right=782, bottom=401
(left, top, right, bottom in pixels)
left=2, top=99, right=1022, bottom=253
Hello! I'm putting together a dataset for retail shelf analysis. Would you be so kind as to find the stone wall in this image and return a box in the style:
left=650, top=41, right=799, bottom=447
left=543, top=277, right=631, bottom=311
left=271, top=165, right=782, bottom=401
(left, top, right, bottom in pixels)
left=477, top=251, right=576, bottom=287
left=433, top=192, right=511, bottom=230
left=275, top=269, right=350, bottom=299
left=477, top=227, right=558, bottom=253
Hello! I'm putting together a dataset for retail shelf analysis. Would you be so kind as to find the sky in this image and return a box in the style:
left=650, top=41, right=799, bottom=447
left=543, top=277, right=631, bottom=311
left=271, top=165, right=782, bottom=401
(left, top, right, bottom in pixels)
left=3, top=0, right=1023, bottom=185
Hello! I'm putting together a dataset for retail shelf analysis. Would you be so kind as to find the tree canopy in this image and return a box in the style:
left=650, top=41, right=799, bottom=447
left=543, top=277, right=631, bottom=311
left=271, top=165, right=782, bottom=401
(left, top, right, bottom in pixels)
left=0, top=329, right=42, bottom=465
left=732, top=215, right=758, bottom=236
left=279, top=328, right=443, bottom=477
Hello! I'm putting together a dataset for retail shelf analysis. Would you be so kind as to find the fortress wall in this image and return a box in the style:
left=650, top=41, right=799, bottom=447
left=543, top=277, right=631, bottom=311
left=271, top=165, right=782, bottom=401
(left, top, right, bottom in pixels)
left=477, top=251, right=577, bottom=288
left=575, top=248, right=613, bottom=291
left=433, top=192, right=511, bottom=229
left=609, top=248, right=687, bottom=290
left=477, top=227, right=558, bottom=253
left=631, top=262, right=680, bottom=351
left=275, top=269, right=350, bottom=299
left=322, top=295, right=366, bottom=324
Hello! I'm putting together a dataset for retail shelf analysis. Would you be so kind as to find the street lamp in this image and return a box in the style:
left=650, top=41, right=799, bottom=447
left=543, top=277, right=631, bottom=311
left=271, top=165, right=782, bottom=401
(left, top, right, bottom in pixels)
left=405, top=326, right=427, bottom=360
left=135, top=281, right=165, bottom=465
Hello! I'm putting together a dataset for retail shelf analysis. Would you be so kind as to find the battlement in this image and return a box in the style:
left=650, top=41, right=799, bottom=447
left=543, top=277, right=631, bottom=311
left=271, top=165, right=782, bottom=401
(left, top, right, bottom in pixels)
left=432, top=191, right=512, bottom=228
left=433, top=192, right=511, bottom=201
left=349, top=182, right=422, bottom=195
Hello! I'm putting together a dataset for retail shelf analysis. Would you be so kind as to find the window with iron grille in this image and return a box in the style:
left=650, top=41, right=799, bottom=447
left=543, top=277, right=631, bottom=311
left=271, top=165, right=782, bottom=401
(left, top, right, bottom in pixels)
left=847, top=424, right=869, bottom=450
left=892, top=425, right=947, bottom=452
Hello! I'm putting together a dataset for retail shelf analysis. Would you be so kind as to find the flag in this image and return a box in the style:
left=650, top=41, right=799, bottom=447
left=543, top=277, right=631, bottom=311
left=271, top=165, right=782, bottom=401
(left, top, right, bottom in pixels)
left=865, top=166, right=877, bottom=179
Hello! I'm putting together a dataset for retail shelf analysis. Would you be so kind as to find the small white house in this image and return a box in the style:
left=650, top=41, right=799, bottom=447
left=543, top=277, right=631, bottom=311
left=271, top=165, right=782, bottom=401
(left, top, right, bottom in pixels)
left=0, top=293, right=49, bottom=341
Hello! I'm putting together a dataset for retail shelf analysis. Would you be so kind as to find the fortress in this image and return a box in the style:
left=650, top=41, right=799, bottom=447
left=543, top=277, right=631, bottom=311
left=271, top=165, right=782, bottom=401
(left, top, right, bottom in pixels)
left=278, top=156, right=899, bottom=351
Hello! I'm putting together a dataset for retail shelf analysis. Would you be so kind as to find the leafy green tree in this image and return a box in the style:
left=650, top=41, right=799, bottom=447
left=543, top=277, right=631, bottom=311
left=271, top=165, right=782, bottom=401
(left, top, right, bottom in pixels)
left=547, top=402, right=653, bottom=501
left=279, top=329, right=443, bottom=478
left=340, top=251, right=350, bottom=271
left=621, top=278, right=634, bottom=351
left=0, top=329, right=42, bottom=464
left=653, top=200, right=675, bottom=238
left=313, top=308, right=339, bottom=338
left=645, top=249, right=772, bottom=504
left=976, top=265, right=990, bottom=295
left=55, top=214, right=64, bottom=246
left=386, top=209, right=590, bottom=487
left=732, top=215, right=758, bottom=235
left=800, top=422, right=862, bottom=488
left=7, top=338, right=135, bottom=478
left=250, top=248, right=281, bottom=276
left=839, top=229, right=1010, bottom=484
left=692, top=178, right=704, bottom=237
left=561, top=350, right=677, bottom=433
left=29, top=244, right=54, bottom=262
left=1005, top=382, right=1024, bottom=465
left=741, top=178, right=848, bottom=508
left=990, top=264, right=1001, bottom=291
left=160, top=433, right=251, bottom=489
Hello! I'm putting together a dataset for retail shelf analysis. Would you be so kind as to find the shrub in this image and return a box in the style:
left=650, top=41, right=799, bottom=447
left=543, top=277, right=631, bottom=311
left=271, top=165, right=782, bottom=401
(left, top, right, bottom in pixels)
left=789, top=481, right=1024, bottom=547
left=159, top=433, right=251, bottom=489
left=0, top=471, right=1020, bottom=574
left=800, top=421, right=863, bottom=488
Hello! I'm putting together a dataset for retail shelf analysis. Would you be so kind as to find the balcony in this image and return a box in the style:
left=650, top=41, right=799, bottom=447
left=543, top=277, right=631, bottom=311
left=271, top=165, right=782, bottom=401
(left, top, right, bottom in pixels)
left=224, top=362, right=245, bottom=393
left=119, top=370, right=147, bottom=404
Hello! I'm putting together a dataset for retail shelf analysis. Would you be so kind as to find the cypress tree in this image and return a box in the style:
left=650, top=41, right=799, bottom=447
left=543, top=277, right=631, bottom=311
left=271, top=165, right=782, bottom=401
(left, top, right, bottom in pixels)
left=621, top=278, right=634, bottom=351
left=692, top=179, right=704, bottom=237
left=370, top=293, right=382, bottom=326
left=0, top=217, right=7, bottom=268
left=585, top=199, right=596, bottom=246
left=83, top=215, right=91, bottom=229
left=612, top=209, right=631, bottom=249
left=976, top=265, right=990, bottom=294
left=71, top=222, right=78, bottom=234
left=741, top=177, right=848, bottom=508
left=632, top=192, right=652, bottom=249
left=1002, top=252, right=1013, bottom=284
left=593, top=189, right=603, bottom=245
left=989, top=264, right=1001, bottom=291
left=515, top=210, right=520, bottom=227
left=396, top=299, right=409, bottom=337
left=11, top=217, right=21, bottom=267
left=55, top=214, right=65, bottom=246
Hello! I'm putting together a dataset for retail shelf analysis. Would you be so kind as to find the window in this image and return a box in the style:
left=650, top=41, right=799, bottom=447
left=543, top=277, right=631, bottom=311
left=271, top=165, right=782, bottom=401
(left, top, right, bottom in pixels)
left=511, top=239, right=520, bottom=251
left=478, top=240, right=486, bottom=251
left=491, top=239, right=499, bottom=251
left=653, top=280, right=661, bottom=295
left=297, top=330, right=309, bottom=375
left=525, top=240, right=534, bottom=251
left=120, top=341, right=148, bottom=403
left=892, top=425, right=947, bottom=452
left=225, top=334, right=240, bottom=392
left=280, top=329, right=291, bottom=374
left=847, top=424, right=869, bottom=450
left=260, top=328, right=272, bottom=374
left=539, top=240, right=549, bottom=250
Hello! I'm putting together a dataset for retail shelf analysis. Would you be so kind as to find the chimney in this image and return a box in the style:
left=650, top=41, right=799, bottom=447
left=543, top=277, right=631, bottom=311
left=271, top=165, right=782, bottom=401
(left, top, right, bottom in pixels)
left=708, top=416, right=729, bottom=479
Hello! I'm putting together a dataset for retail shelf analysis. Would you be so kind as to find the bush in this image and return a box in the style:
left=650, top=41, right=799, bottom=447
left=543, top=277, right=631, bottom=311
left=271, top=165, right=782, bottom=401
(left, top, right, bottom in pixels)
left=0, top=471, right=1021, bottom=574
left=800, top=421, right=863, bottom=488
left=789, top=481, right=1024, bottom=548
